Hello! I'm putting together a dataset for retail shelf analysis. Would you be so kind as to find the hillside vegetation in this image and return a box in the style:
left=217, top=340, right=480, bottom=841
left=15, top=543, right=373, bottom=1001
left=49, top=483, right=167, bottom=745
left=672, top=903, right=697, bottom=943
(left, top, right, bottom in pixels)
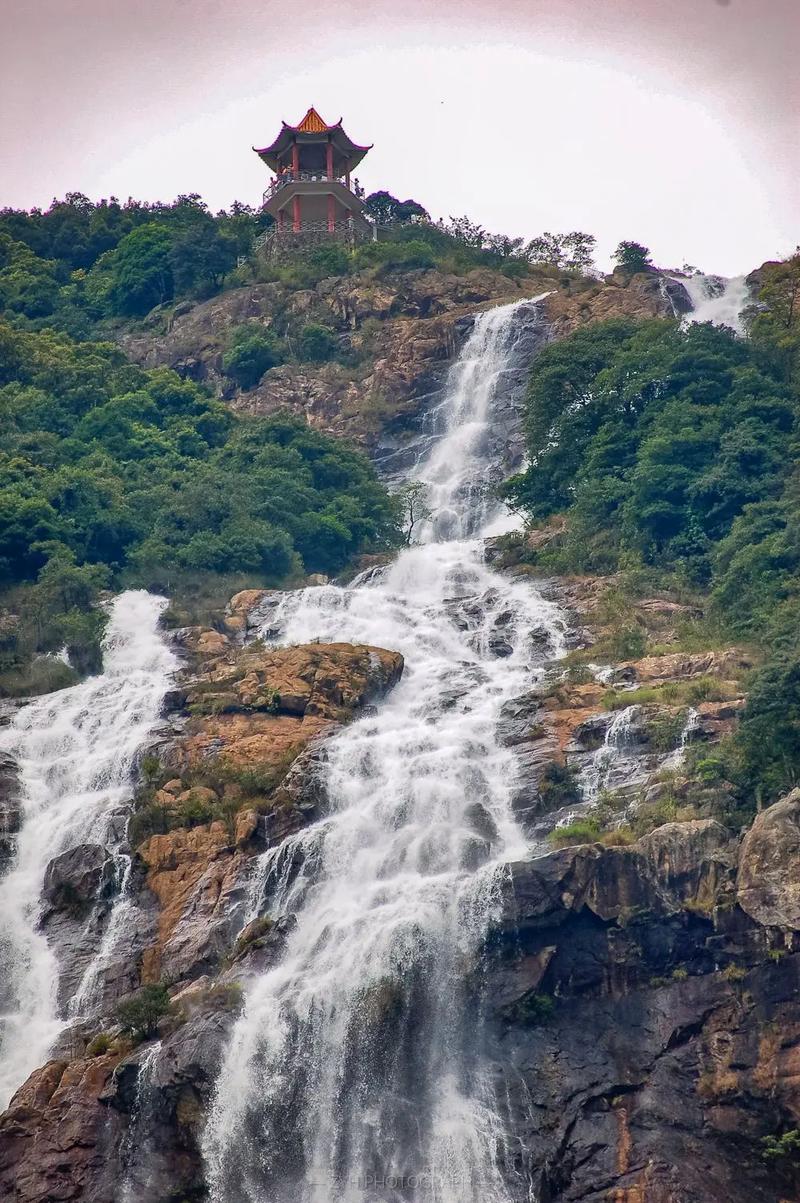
left=504, top=252, right=800, bottom=805
left=0, top=193, right=603, bottom=696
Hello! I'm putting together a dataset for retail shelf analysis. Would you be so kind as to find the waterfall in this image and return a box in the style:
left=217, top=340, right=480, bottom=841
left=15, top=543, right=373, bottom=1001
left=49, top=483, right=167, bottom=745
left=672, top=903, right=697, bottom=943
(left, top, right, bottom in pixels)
left=663, top=706, right=701, bottom=769
left=120, top=1040, right=164, bottom=1202
left=580, top=705, right=640, bottom=805
left=677, top=273, right=750, bottom=334
left=412, top=297, right=548, bottom=540
left=203, top=298, right=565, bottom=1203
left=0, top=591, right=176, bottom=1110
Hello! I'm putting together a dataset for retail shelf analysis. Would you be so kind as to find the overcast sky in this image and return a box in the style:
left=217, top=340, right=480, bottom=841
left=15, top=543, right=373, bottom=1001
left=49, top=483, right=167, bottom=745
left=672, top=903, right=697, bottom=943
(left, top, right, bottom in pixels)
left=1, top=0, right=797, bottom=273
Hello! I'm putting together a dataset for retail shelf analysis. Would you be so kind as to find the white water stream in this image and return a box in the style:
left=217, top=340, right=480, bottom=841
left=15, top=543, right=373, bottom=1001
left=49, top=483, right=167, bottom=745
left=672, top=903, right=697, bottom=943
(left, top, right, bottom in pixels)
left=204, top=299, right=565, bottom=1203
left=0, top=591, right=175, bottom=1109
left=677, top=273, right=750, bottom=334
left=580, top=704, right=641, bottom=804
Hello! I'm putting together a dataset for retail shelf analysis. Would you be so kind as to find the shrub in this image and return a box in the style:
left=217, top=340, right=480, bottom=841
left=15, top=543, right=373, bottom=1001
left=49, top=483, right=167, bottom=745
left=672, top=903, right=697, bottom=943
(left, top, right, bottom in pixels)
left=504, top=991, right=555, bottom=1025
left=599, top=827, right=635, bottom=847
left=721, top=963, right=747, bottom=983
left=297, top=322, right=337, bottom=363
left=538, top=761, right=581, bottom=810
left=222, top=330, right=282, bottom=388
left=644, top=710, right=687, bottom=753
left=354, top=239, right=436, bottom=273
left=549, top=818, right=600, bottom=846
left=762, top=1129, right=800, bottom=1164
left=304, top=242, right=351, bottom=279
left=694, top=757, right=726, bottom=784
left=128, top=802, right=173, bottom=847
left=115, top=983, right=171, bottom=1040
left=606, top=624, right=648, bottom=661
left=86, top=1032, right=113, bottom=1057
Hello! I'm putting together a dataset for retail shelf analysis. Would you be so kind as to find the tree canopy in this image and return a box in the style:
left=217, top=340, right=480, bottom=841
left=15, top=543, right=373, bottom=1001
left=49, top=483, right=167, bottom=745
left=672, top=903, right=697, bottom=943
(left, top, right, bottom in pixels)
left=0, top=318, right=401, bottom=693
left=505, top=260, right=800, bottom=803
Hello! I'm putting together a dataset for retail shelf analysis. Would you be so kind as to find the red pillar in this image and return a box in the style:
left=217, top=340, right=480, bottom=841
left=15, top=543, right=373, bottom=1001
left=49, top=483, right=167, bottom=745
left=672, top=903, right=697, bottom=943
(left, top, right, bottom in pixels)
left=292, top=194, right=301, bottom=232
left=326, top=141, right=334, bottom=180
left=291, top=141, right=299, bottom=176
left=327, top=194, right=336, bottom=233
left=345, top=162, right=351, bottom=190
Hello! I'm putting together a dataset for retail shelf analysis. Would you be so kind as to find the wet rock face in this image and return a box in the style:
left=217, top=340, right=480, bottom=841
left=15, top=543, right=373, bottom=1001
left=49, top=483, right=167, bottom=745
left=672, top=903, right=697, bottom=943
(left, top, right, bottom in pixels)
left=0, top=752, right=20, bottom=866
left=36, top=844, right=130, bottom=1013
left=42, top=844, right=116, bottom=915
left=0, top=1007, right=233, bottom=1203
left=489, top=811, right=800, bottom=1203
left=375, top=299, right=551, bottom=491
left=0, top=702, right=21, bottom=867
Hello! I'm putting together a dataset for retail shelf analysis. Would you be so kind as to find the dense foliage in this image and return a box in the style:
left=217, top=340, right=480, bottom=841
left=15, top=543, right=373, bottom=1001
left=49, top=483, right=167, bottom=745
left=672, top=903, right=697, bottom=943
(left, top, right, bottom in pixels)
left=0, top=321, right=400, bottom=692
left=505, top=253, right=800, bottom=804
left=0, top=193, right=269, bottom=336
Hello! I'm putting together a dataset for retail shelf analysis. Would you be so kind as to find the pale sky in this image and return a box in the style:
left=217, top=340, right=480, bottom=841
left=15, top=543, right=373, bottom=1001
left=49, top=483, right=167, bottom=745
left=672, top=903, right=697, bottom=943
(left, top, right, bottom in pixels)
left=1, top=0, right=797, bottom=274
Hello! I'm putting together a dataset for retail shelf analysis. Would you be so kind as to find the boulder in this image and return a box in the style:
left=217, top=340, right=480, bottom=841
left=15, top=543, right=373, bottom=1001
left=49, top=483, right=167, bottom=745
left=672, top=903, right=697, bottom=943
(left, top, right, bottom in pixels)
left=138, top=822, right=246, bottom=982
left=504, top=819, right=738, bottom=936
left=42, top=844, right=116, bottom=914
left=737, top=790, right=800, bottom=929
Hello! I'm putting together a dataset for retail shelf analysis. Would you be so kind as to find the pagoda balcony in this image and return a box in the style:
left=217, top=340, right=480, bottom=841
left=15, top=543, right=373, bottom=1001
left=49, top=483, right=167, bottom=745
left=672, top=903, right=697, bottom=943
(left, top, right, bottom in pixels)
left=253, top=218, right=375, bottom=260
left=262, top=173, right=365, bottom=204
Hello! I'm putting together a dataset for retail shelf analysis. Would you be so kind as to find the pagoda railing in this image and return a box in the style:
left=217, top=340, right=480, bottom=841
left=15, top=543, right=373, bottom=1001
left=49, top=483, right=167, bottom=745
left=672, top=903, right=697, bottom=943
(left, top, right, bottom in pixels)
left=248, top=219, right=376, bottom=262
left=262, top=174, right=367, bottom=204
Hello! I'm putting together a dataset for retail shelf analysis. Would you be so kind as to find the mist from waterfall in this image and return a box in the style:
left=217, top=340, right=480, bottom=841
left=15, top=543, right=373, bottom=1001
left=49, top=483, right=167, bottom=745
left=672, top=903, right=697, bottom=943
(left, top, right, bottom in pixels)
left=678, top=272, right=750, bottom=333
left=203, top=297, right=564, bottom=1203
left=0, top=591, right=176, bottom=1109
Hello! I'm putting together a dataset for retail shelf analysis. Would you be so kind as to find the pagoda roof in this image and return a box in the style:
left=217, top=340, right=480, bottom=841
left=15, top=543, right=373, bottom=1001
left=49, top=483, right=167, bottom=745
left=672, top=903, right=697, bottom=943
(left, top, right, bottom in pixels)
left=254, top=107, right=372, bottom=170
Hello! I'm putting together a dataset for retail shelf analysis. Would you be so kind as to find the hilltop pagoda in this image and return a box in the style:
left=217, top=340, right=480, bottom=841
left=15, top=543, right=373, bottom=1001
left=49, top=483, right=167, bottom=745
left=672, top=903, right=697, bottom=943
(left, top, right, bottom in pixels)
left=254, top=107, right=374, bottom=254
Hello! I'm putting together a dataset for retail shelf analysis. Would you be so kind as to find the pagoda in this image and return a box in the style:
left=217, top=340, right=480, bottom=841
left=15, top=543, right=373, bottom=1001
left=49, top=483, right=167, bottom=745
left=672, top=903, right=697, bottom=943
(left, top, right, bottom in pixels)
left=254, top=107, right=374, bottom=254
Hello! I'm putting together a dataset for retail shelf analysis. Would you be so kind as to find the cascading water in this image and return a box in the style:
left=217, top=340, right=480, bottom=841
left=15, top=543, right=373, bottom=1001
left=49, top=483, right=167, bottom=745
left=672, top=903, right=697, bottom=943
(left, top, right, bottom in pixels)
left=0, top=591, right=176, bottom=1109
left=203, top=298, right=565, bottom=1203
left=579, top=704, right=641, bottom=805
left=663, top=706, right=701, bottom=770
left=410, top=299, right=548, bottom=541
left=677, top=273, right=750, bottom=333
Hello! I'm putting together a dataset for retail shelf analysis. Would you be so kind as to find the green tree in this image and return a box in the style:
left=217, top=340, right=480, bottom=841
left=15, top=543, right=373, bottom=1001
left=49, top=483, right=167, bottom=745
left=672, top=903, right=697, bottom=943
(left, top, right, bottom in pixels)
left=115, top=983, right=172, bottom=1040
left=363, top=191, right=429, bottom=226
left=614, top=240, right=653, bottom=273
left=524, top=231, right=596, bottom=272
left=108, top=224, right=174, bottom=315
left=168, top=225, right=238, bottom=295
left=396, top=481, right=432, bottom=545
left=298, top=323, right=337, bottom=363
left=222, top=329, right=283, bottom=388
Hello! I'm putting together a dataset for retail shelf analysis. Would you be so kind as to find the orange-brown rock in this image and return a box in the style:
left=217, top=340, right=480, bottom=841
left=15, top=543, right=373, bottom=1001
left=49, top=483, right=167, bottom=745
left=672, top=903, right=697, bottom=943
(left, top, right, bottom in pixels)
left=223, top=588, right=270, bottom=634
left=737, top=791, right=800, bottom=929
left=619, top=648, right=753, bottom=684
left=0, top=1054, right=120, bottom=1202
left=138, top=821, right=244, bottom=980
left=185, top=640, right=403, bottom=722
left=137, top=640, right=404, bottom=982
left=118, top=268, right=547, bottom=446
left=542, top=270, right=672, bottom=339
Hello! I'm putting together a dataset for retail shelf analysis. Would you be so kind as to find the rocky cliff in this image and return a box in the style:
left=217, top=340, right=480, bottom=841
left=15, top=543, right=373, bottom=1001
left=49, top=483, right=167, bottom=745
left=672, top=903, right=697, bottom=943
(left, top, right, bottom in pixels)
left=4, top=266, right=786, bottom=1203
left=2, top=569, right=797, bottom=1203
left=119, top=265, right=673, bottom=451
